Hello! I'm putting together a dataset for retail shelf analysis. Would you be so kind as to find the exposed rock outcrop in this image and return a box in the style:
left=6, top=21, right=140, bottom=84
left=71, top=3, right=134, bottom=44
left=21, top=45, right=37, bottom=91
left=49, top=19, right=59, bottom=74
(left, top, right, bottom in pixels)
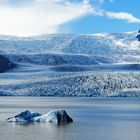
left=136, top=30, right=140, bottom=41
left=0, top=55, right=16, bottom=73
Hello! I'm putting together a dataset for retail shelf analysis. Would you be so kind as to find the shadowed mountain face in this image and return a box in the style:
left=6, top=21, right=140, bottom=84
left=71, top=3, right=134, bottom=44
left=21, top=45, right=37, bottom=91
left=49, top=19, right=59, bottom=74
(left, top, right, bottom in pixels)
left=6, top=53, right=112, bottom=65
left=137, top=30, right=140, bottom=41
left=0, top=55, right=16, bottom=73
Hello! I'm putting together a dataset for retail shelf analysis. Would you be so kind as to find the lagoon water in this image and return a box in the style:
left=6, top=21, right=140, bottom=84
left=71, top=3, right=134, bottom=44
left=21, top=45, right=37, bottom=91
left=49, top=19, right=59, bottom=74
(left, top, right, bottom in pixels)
left=0, top=97, right=140, bottom=140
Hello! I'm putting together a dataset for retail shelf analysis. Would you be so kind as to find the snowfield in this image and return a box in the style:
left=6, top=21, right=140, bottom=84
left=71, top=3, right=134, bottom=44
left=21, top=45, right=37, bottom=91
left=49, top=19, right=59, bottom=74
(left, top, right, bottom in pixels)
left=0, top=31, right=140, bottom=97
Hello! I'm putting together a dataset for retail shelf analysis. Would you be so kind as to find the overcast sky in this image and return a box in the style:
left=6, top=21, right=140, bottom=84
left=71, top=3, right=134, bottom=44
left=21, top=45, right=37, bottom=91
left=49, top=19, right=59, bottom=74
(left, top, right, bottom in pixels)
left=0, top=0, right=140, bottom=36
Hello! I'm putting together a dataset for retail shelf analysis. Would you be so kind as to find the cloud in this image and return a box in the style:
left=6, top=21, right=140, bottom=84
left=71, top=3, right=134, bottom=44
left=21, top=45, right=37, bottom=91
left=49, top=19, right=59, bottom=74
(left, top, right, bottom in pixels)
left=0, top=0, right=93, bottom=36
left=105, top=11, right=140, bottom=23
left=109, top=0, right=114, bottom=3
left=0, top=0, right=140, bottom=36
left=0, top=0, right=8, bottom=4
left=94, top=0, right=114, bottom=4
left=91, top=0, right=140, bottom=24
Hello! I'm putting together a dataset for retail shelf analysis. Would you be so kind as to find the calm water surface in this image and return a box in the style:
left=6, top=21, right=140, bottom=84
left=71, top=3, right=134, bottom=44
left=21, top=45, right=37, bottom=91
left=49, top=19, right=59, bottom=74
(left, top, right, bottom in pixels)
left=0, top=97, right=140, bottom=140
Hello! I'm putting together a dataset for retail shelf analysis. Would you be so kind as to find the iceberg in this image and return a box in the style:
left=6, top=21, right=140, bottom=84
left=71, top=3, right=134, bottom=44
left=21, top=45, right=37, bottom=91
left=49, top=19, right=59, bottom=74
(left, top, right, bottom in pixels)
left=7, top=110, right=73, bottom=124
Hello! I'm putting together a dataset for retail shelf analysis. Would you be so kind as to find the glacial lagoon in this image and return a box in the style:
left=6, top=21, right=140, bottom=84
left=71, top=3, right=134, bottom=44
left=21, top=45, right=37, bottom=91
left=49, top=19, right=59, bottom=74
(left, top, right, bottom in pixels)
left=0, top=97, right=140, bottom=140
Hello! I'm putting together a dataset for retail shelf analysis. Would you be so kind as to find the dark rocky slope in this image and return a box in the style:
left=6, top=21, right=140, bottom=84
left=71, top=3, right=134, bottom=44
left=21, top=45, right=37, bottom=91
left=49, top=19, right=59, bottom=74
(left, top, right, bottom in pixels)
left=0, top=55, right=16, bottom=73
left=136, top=30, right=140, bottom=41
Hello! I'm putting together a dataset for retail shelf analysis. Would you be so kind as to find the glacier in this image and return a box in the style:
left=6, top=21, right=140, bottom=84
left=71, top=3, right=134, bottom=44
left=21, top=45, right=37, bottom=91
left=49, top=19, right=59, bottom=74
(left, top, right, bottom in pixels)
left=0, top=31, right=140, bottom=97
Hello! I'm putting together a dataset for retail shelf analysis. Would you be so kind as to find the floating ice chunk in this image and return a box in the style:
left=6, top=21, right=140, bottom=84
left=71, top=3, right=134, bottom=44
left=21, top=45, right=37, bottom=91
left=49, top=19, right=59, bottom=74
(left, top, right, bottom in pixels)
left=7, top=110, right=42, bottom=122
left=7, top=110, right=73, bottom=124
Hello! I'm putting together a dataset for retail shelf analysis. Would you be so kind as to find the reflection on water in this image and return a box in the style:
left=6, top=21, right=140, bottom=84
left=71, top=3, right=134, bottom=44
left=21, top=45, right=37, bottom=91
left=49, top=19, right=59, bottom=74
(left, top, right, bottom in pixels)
left=0, top=97, right=140, bottom=140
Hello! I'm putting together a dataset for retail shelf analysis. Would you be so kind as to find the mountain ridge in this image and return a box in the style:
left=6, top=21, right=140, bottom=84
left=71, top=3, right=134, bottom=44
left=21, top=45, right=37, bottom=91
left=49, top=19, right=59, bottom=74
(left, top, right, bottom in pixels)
left=0, top=30, right=140, bottom=63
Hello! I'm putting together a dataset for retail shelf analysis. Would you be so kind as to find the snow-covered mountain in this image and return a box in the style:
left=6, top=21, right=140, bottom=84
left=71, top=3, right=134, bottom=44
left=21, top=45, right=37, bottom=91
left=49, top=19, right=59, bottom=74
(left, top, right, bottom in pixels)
left=0, top=31, right=140, bottom=63
left=0, top=31, right=140, bottom=97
